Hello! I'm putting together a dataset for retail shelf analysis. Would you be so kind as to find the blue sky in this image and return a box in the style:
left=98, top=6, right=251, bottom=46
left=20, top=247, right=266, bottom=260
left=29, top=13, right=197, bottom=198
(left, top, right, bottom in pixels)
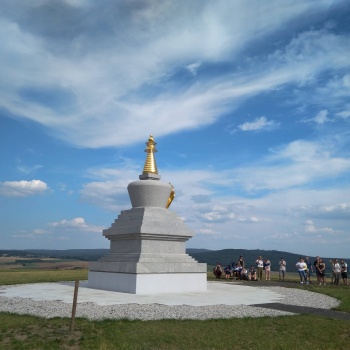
left=1, top=0, right=350, bottom=257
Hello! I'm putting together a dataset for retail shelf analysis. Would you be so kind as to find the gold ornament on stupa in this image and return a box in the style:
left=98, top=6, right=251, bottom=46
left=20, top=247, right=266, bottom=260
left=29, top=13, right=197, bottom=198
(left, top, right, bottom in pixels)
left=142, top=135, right=158, bottom=174
left=166, top=183, right=175, bottom=209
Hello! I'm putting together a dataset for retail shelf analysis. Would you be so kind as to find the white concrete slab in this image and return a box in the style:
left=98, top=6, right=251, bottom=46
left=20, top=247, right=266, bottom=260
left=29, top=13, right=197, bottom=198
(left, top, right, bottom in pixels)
left=0, top=281, right=284, bottom=306
left=87, top=271, right=207, bottom=294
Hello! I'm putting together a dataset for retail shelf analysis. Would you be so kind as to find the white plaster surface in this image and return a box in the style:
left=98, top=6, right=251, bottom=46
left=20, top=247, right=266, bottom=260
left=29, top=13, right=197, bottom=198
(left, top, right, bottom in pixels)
left=87, top=271, right=207, bottom=294
left=0, top=281, right=284, bottom=306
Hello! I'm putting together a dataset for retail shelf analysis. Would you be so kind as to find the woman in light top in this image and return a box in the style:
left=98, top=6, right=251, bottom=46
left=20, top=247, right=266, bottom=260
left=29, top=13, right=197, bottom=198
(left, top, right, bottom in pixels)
left=264, top=259, right=271, bottom=281
left=296, top=258, right=307, bottom=284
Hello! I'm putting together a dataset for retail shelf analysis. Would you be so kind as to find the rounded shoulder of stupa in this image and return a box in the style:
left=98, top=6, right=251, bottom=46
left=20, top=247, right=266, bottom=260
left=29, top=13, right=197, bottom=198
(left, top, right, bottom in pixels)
left=128, top=179, right=172, bottom=208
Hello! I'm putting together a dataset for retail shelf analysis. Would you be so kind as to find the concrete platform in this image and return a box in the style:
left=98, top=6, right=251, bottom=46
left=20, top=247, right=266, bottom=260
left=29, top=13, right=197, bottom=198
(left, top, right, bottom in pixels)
left=0, top=281, right=284, bottom=306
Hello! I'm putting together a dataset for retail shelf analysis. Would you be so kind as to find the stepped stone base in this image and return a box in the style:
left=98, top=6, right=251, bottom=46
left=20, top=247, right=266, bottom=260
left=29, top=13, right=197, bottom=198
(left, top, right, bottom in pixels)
left=87, top=271, right=207, bottom=294
left=87, top=202, right=207, bottom=294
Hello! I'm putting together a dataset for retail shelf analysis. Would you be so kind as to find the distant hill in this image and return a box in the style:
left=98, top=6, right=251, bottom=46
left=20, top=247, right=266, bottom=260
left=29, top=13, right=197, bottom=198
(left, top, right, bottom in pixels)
left=0, top=249, right=109, bottom=261
left=186, top=248, right=213, bottom=254
left=0, top=248, right=345, bottom=273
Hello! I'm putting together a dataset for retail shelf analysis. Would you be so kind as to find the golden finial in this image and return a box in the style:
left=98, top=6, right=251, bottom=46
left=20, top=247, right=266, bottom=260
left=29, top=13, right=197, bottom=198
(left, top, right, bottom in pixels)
left=166, top=183, right=175, bottom=209
left=142, top=135, right=158, bottom=174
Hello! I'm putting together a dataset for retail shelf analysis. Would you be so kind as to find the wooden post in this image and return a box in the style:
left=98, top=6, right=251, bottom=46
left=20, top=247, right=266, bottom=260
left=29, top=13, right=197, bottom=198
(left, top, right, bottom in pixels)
left=70, top=279, right=79, bottom=332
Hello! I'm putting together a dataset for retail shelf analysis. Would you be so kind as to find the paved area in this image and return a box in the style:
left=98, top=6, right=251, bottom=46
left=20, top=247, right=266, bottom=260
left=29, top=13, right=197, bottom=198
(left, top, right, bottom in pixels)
left=0, top=281, right=284, bottom=306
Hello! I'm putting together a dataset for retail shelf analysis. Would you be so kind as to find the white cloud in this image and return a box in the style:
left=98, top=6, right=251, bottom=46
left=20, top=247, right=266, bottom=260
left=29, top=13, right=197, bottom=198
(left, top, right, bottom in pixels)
left=32, top=229, right=45, bottom=235
left=197, top=228, right=216, bottom=235
left=304, top=219, right=340, bottom=235
left=313, top=110, right=330, bottom=124
left=0, top=180, right=48, bottom=197
left=238, top=116, right=278, bottom=131
left=322, top=202, right=350, bottom=213
left=48, top=217, right=103, bottom=233
left=10, top=217, right=104, bottom=245
left=336, top=109, right=350, bottom=120
left=302, top=110, right=332, bottom=124
left=185, top=62, right=201, bottom=76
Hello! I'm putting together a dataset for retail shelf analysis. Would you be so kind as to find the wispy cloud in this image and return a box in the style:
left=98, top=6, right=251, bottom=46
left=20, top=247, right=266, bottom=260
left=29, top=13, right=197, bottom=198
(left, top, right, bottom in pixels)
left=1, top=1, right=348, bottom=148
left=16, top=164, right=43, bottom=174
left=237, top=116, right=278, bottom=132
left=232, top=140, right=350, bottom=192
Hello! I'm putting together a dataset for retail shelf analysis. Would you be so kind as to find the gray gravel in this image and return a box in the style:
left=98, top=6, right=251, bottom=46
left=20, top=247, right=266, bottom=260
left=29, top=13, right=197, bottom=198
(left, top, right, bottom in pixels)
left=0, top=286, right=339, bottom=321
left=260, top=286, right=340, bottom=309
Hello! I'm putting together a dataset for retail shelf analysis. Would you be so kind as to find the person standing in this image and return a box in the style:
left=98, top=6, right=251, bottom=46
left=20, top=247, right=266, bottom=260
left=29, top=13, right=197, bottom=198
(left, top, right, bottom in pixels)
left=314, top=256, right=320, bottom=284
left=296, top=258, right=307, bottom=284
left=340, top=259, right=348, bottom=285
left=330, top=259, right=335, bottom=284
left=264, top=258, right=271, bottom=281
left=305, top=257, right=313, bottom=283
left=238, top=255, right=245, bottom=267
left=256, top=256, right=264, bottom=281
left=333, top=260, right=341, bottom=285
left=317, top=258, right=326, bottom=285
left=279, top=258, right=286, bottom=281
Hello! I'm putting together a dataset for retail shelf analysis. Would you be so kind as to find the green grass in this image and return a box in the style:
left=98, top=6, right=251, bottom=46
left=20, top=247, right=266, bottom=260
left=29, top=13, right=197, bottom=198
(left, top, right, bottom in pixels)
left=0, top=269, right=88, bottom=285
left=1, top=269, right=350, bottom=349
left=1, top=313, right=350, bottom=349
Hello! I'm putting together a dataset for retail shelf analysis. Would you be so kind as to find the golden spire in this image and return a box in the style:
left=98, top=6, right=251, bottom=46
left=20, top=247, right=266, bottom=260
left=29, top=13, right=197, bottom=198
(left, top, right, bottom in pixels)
left=142, top=135, right=158, bottom=174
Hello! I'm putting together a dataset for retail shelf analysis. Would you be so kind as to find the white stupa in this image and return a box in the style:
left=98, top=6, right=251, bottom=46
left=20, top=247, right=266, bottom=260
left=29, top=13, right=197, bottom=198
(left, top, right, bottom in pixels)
left=87, top=135, right=207, bottom=294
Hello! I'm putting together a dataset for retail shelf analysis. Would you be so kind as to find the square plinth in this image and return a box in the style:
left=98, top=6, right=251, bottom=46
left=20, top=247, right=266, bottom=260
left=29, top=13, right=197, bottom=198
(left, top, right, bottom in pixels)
left=87, top=271, right=207, bottom=294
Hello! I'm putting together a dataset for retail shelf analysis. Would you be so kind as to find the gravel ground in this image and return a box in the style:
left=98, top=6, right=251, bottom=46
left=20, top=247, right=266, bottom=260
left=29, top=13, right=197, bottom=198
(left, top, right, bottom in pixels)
left=260, top=286, right=340, bottom=309
left=0, top=285, right=339, bottom=321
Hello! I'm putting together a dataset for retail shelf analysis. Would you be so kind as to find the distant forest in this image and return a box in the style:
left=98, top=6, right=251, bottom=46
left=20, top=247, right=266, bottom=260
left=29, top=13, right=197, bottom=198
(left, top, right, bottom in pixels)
left=1, top=248, right=345, bottom=274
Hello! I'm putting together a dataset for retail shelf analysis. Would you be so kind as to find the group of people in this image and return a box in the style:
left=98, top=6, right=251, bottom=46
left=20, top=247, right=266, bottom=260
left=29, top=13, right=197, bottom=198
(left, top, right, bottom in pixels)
left=213, top=255, right=272, bottom=282
left=295, top=256, right=348, bottom=286
left=212, top=255, right=348, bottom=286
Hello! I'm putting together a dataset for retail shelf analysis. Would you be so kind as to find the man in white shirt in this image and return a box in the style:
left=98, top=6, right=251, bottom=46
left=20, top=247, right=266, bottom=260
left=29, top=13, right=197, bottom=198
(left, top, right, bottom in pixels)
left=333, top=260, right=341, bottom=285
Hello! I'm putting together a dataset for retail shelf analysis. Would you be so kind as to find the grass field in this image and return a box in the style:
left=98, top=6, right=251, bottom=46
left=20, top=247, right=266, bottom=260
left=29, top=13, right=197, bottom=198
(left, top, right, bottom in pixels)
left=0, top=257, right=89, bottom=270
left=1, top=268, right=350, bottom=349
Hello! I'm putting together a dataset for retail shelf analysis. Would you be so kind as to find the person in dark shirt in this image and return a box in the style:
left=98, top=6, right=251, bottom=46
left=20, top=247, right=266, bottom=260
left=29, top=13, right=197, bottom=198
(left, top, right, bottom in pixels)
left=305, top=256, right=313, bottom=283
left=238, top=255, right=245, bottom=267
left=313, top=256, right=320, bottom=284
left=224, top=265, right=232, bottom=279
